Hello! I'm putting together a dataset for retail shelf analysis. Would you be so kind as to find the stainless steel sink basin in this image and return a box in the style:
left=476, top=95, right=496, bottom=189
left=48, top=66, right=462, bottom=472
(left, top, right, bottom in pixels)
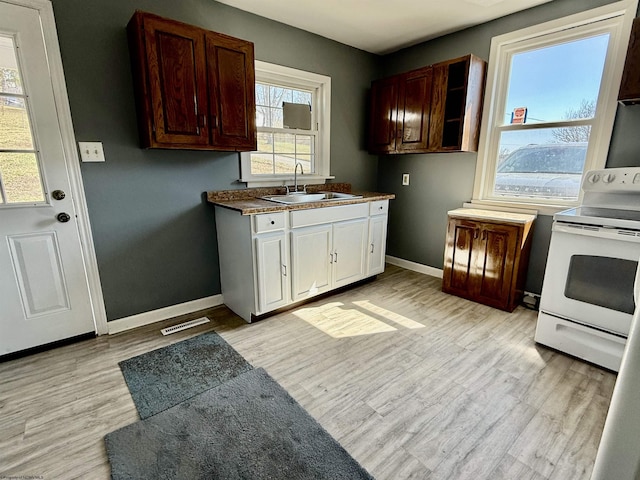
left=261, top=192, right=362, bottom=204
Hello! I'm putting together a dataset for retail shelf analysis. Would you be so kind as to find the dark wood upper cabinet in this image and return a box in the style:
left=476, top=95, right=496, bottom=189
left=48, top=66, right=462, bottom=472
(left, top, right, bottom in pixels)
left=368, top=67, right=432, bottom=154
left=429, top=55, right=486, bottom=152
left=619, top=17, right=640, bottom=105
left=127, top=11, right=257, bottom=151
left=396, top=66, right=433, bottom=152
left=368, top=76, right=399, bottom=154
left=367, top=54, right=486, bottom=155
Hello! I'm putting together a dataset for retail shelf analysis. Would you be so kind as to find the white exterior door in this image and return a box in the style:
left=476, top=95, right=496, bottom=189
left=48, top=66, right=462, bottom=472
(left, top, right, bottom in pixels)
left=332, top=218, right=367, bottom=288
left=254, top=232, right=289, bottom=313
left=0, top=1, right=95, bottom=355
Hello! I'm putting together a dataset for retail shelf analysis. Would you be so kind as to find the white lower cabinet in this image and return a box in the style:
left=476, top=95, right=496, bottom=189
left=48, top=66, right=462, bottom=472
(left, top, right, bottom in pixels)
left=333, top=218, right=368, bottom=287
left=290, top=218, right=368, bottom=301
left=291, top=224, right=333, bottom=301
left=368, top=214, right=388, bottom=275
left=255, top=232, right=289, bottom=313
left=215, top=200, right=389, bottom=323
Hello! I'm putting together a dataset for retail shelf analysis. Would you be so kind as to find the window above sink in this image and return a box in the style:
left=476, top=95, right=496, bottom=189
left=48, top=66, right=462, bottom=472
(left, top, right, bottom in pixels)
left=240, top=61, right=333, bottom=188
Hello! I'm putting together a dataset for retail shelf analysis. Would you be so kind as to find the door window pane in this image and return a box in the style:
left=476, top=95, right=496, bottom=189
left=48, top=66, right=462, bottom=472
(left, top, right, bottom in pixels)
left=503, top=34, right=609, bottom=125
left=0, top=153, right=45, bottom=203
left=0, top=36, right=23, bottom=94
left=0, top=95, right=33, bottom=149
left=0, top=35, right=44, bottom=205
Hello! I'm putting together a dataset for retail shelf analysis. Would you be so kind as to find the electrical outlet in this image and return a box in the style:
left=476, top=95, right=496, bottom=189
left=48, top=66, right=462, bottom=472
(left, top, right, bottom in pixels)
left=78, top=142, right=106, bottom=162
left=402, top=173, right=410, bottom=186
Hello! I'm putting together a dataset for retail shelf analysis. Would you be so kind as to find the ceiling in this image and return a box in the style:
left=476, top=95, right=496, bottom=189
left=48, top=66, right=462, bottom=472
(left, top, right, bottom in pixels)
left=216, top=0, right=555, bottom=55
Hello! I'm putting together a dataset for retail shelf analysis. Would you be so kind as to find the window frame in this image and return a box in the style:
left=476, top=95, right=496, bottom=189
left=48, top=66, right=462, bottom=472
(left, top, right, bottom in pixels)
left=240, top=61, right=332, bottom=188
left=472, top=0, right=638, bottom=215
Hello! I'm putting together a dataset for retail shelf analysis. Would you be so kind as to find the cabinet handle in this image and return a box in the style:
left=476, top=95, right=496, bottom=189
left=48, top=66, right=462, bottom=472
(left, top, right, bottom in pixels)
left=282, top=264, right=287, bottom=277
left=197, top=114, right=207, bottom=128
left=329, top=252, right=334, bottom=264
left=481, top=230, right=487, bottom=240
left=474, top=228, right=479, bottom=239
left=370, top=243, right=375, bottom=254
left=334, top=251, right=338, bottom=263
left=211, top=115, right=218, bottom=129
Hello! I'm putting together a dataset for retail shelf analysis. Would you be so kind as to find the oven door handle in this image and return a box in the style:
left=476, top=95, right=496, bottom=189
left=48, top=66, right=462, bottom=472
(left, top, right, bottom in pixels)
left=553, top=222, right=640, bottom=243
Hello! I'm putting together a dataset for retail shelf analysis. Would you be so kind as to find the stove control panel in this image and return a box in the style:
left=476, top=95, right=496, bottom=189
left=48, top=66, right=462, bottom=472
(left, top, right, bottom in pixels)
left=582, top=168, right=640, bottom=193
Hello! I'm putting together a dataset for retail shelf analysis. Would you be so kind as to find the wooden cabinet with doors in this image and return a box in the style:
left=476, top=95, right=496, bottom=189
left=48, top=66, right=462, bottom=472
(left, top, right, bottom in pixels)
left=368, top=66, right=433, bottom=154
left=429, top=55, right=486, bottom=152
left=618, top=17, right=640, bottom=105
left=442, top=209, right=535, bottom=312
left=367, top=54, right=486, bottom=154
left=127, top=11, right=256, bottom=151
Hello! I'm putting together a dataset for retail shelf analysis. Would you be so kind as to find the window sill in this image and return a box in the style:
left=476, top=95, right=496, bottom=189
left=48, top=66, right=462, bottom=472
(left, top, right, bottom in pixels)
left=468, top=198, right=577, bottom=216
left=240, top=175, right=335, bottom=189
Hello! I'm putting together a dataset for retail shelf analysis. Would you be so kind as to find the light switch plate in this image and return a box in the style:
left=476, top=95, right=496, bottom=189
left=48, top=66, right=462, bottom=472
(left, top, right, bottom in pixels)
left=78, top=142, right=105, bottom=162
left=402, top=173, right=410, bottom=186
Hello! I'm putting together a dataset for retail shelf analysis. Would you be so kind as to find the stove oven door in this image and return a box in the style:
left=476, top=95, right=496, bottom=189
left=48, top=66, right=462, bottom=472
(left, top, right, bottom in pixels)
left=539, top=222, right=640, bottom=336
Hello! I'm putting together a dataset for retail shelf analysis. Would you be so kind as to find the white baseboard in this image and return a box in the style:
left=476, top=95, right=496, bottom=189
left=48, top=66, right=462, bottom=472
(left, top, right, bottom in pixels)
left=107, top=294, right=224, bottom=335
left=386, top=255, right=443, bottom=278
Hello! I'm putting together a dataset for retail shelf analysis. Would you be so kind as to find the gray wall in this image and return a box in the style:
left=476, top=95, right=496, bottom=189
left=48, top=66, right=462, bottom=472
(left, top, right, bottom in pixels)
left=378, top=0, right=640, bottom=294
left=51, top=0, right=378, bottom=320
left=52, top=0, right=640, bottom=321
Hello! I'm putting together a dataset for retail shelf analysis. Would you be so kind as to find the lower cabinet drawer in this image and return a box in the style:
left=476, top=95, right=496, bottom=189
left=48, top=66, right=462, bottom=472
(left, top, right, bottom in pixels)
left=253, top=212, right=286, bottom=233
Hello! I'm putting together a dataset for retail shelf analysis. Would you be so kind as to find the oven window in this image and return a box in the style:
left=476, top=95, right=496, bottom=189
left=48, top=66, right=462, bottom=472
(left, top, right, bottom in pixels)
left=565, top=255, right=636, bottom=314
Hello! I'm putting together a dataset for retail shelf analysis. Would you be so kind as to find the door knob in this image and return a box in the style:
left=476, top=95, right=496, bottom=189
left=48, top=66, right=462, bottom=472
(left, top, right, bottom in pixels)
left=57, top=212, right=71, bottom=223
left=52, top=190, right=66, bottom=200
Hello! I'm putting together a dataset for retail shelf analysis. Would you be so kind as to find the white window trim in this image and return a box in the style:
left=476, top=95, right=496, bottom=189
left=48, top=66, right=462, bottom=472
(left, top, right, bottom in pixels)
left=472, top=0, right=638, bottom=215
left=240, top=61, right=332, bottom=188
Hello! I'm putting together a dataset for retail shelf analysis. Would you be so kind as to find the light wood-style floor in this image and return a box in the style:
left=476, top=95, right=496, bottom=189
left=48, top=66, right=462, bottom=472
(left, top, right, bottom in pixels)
left=0, top=265, right=616, bottom=479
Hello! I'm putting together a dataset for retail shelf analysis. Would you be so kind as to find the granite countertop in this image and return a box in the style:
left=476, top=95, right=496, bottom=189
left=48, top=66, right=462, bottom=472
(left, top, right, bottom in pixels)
left=447, top=207, right=536, bottom=224
left=207, top=183, right=395, bottom=215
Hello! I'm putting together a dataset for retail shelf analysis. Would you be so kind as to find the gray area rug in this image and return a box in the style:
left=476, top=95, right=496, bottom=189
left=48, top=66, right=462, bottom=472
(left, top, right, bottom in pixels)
left=119, top=330, right=253, bottom=419
left=106, top=368, right=374, bottom=480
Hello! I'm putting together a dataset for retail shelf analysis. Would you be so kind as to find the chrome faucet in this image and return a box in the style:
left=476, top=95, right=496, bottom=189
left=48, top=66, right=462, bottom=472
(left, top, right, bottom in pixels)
left=289, top=162, right=304, bottom=194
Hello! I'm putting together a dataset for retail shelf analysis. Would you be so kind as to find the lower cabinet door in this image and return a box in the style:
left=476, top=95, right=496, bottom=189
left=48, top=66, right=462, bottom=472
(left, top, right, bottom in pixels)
left=290, top=224, right=332, bottom=301
left=333, top=218, right=368, bottom=288
left=255, top=232, right=289, bottom=313
left=368, top=215, right=388, bottom=275
left=442, top=218, right=478, bottom=297
left=473, top=223, right=518, bottom=310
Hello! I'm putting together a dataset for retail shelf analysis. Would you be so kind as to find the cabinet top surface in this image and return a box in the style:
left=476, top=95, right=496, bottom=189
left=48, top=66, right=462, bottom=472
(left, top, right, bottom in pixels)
left=448, top=208, right=536, bottom=224
left=208, top=187, right=394, bottom=215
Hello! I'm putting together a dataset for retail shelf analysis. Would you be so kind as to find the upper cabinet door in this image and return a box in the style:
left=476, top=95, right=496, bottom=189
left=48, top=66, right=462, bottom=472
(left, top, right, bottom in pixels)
left=127, top=11, right=257, bottom=151
left=619, top=17, right=640, bottom=105
left=139, top=14, right=209, bottom=147
left=368, top=76, right=398, bottom=154
left=206, top=33, right=257, bottom=151
left=428, top=55, right=486, bottom=152
left=396, top=66, right=432, bottom=152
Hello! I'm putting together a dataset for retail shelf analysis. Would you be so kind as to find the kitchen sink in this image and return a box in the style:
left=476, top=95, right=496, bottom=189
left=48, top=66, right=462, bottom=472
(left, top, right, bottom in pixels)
left=261, top=192, right=362, bottom=204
